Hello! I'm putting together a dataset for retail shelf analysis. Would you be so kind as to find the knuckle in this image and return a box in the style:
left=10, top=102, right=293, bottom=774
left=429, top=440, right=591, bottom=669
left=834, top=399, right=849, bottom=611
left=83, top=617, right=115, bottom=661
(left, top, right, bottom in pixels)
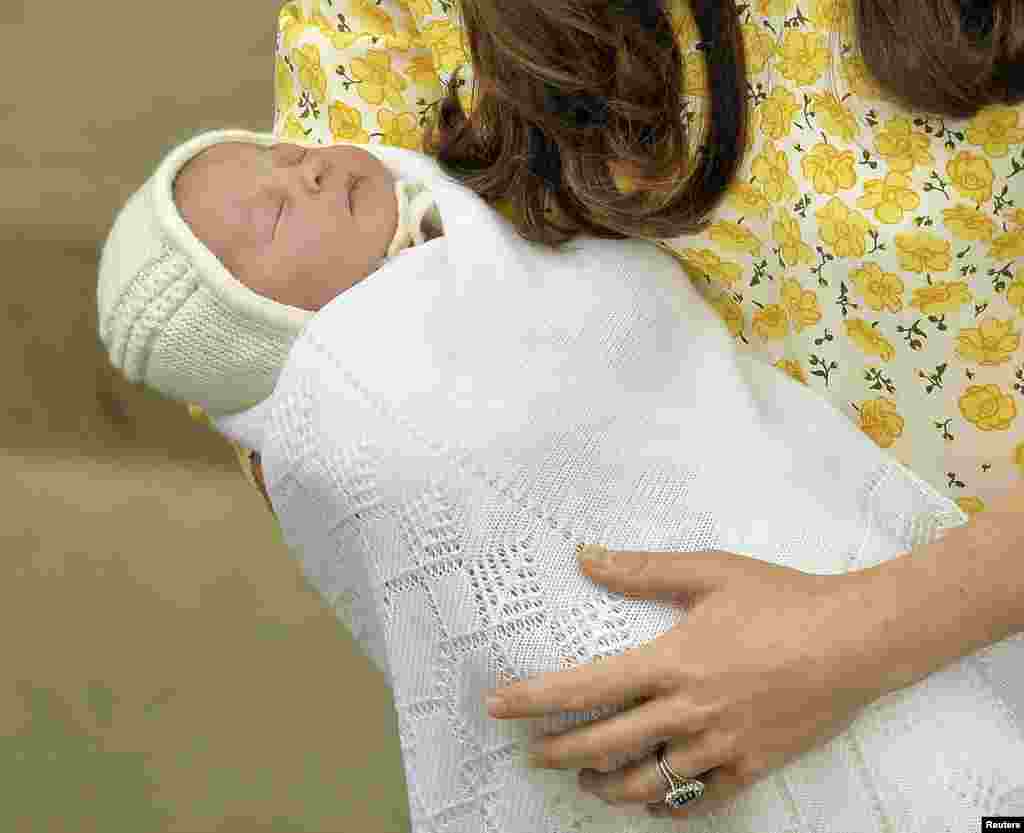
left=661, top=661, right=703, bottom=697
left=564, top=692, right=591, bottom=713
left=651, top=671, right=680, bottom=699
left=651, top=700, right=692, bottom=733
left=626, top=773, right=660, bottom=805
left=731, top=755, right=767, bottom=783
left=708, top=727, right=740, bottom=758
left=607, top=779, right=642, bottom=806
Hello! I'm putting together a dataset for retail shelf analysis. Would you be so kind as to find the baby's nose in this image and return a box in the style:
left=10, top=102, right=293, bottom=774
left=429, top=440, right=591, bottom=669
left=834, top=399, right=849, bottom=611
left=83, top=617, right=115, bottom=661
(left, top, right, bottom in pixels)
left=299, top=154, right=332, bottom=193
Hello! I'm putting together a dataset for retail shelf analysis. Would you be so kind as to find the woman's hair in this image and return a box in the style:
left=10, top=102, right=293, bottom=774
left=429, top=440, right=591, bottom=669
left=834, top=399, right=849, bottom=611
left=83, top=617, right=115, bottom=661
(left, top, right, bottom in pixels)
left=855, top=0, right=1024, bottom=118
left=420, top=0, right=1024, bottom=250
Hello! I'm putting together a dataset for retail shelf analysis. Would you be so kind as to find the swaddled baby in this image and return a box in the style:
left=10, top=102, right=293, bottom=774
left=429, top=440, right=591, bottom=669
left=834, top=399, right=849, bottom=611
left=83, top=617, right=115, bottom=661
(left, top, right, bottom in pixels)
left=97, top=127, right=1024, bottom=833
left=97, top=128, right=443, bottom=418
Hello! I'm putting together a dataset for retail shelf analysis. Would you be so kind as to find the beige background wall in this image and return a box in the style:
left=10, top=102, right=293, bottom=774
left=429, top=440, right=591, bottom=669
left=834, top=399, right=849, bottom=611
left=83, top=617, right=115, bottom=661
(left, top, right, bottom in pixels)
left=3, top=2, right=410, bottom=830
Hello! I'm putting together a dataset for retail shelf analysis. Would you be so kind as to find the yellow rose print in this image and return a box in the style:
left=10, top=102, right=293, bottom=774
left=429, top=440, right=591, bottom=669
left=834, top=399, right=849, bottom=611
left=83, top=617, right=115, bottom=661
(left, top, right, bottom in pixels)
left=752, top=142, right=799, bottom=203
left=708, top=221, right=763, bottom=255
left=815, top=198, right=873, bottom=258
left=776, top=30, right=829, bottom=86
left=350, top=0, right=398, bottom=39
left=741, top=23, right=776, bottom=75
left=874, top=116, right=934, bottom=174
left=677, top=248, right=744, bottom=287
left=955, top=318, right=1022, bottom=366
left=846, top=318, right=897, bottom=361
left=810, top=0, right=852, bottom=34
left=780, top=276, right=823, bottom=332
left=812, top=92, right=859, bottom=142
left=1007, top=268, right=1024, bottom=315
left=684, top=53, right=708, bottom=97
left=773, top=357, right=810, bottom=385
left=894, top=231, right=953, bottom=273
left=965, top=106, right=1024, bottom=158
left=857, top=398, right=905, bottom=448
left=292, top=43, right=329, bottom=105
left=419, top=20, right=471, bottom=75
left=708, top=292, right=746, bottom=337
left=909, top=280, right=972, bottom=314
left=727, top=183, right=773, bottom=218
left=667, top=0, right=700, bottom=46
left=850, top=262, right=905, bottom=313
left=841, top=55, right=889, bottom=102
left=857, top=172, right=921, bottom=224
left=989, top=230, right=1024, bottom=260
left=328, top=102, right=372, bottom=144
left=350, top=50, right=409, bottom=109
left=942, top=205, right=995, bottom=242
left=802, top=143, right=858, bottom=195
left=752, top=304, right=790, bottom=341
left=757, top=86, right=802, bottom=141
left=956, top=496, right=988, bottom=517
left=377, top=109, right=423, bottom=150
left=959, top=384, right=1018, bottom=431
left=947, top=151, right=995, bottom=204
left=773, top=212, right=817, bottom=267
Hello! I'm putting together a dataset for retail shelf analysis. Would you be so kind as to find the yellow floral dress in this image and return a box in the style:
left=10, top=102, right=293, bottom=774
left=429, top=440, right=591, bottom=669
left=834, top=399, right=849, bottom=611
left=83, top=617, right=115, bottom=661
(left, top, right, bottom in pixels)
left=191, top=0, right=1024, bottom=520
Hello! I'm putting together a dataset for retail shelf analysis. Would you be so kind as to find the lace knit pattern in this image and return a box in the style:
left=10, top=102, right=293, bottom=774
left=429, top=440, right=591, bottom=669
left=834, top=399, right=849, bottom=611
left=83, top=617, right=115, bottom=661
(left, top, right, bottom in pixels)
left=246, top=288, right=1024, bottom=831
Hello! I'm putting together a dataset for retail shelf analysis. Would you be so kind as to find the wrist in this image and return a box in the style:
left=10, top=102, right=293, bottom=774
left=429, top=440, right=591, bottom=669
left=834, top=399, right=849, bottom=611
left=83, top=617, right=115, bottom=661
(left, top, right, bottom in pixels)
left=827, top=564, right=937, bottom=697
left=834, top=497, right=1024, bottom=696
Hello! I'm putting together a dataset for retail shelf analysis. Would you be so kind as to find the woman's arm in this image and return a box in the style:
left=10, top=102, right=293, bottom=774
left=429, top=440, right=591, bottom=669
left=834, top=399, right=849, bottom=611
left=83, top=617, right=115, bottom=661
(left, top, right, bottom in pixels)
left=835, top=482, right=1024, bottom=695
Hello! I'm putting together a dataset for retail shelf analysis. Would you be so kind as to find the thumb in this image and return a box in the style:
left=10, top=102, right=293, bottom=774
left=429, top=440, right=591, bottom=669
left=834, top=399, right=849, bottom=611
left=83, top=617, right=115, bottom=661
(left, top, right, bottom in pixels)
left=576, top=544, right=729, bottom=602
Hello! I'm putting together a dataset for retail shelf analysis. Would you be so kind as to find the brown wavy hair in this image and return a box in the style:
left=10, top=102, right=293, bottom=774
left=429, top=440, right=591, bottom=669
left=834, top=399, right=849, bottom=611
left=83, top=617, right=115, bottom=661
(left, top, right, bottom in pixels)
left=420, top=0, right=1024, bottom=250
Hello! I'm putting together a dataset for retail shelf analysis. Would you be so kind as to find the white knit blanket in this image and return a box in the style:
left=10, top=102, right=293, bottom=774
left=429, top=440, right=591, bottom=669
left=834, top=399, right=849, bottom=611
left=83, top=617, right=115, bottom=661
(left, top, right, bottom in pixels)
left=215, top=173, right=1024, bottom=832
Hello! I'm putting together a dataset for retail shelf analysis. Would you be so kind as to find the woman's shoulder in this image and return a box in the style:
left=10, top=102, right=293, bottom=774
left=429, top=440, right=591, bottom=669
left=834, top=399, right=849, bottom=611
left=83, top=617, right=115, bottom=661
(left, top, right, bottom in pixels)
left=677, top=2, right=1024, bottom=217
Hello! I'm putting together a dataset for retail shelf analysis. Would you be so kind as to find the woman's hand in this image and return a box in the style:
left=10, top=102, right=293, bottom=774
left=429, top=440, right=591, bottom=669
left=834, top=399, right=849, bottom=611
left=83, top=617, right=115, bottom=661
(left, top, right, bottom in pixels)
left=485, top=546, right=896, bottom=820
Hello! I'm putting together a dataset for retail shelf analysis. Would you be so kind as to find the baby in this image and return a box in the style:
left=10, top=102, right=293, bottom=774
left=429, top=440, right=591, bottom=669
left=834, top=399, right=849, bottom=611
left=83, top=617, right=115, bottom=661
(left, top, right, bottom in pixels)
left=97, top=128, right=444, bottom=418
left=98, top=127, right=1011, bottom=833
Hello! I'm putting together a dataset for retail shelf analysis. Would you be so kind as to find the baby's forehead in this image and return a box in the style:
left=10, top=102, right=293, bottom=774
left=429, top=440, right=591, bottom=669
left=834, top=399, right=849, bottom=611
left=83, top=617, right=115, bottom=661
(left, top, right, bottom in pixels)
left=173, top=142, right=271, bottom=222
left=177, top=141, right=261, bottom=185
left=202, top=140, right=263, bottom=163
left=172, top=142, right=262, bottom=248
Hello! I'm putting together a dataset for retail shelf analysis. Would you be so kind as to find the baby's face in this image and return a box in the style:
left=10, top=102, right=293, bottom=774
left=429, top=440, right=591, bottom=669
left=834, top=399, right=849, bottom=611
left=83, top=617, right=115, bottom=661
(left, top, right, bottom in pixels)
left=173, top=141, right=398, bottom=311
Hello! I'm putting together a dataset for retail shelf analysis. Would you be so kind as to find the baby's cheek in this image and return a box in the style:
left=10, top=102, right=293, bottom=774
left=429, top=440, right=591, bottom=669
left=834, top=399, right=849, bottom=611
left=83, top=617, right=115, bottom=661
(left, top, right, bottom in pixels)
left=238, top=257, right=321, bottom=310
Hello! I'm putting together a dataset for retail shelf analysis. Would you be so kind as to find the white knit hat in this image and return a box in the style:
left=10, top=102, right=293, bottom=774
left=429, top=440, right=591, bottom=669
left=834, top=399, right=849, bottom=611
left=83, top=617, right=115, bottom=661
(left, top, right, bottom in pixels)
left=97, top=127, right=442, bottom=418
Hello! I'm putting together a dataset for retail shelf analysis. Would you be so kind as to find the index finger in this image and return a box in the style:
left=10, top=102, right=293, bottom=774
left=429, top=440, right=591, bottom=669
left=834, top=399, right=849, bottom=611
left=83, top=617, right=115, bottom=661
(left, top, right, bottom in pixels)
left=489, top=642, right=666, bottom=719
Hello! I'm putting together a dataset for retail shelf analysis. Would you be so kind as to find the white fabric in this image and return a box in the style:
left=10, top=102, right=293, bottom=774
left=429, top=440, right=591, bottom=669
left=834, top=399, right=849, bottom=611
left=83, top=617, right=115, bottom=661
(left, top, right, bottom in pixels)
left=96, top=128, right=442, bottom=418
left=214, top=159, right=1024, bottom=832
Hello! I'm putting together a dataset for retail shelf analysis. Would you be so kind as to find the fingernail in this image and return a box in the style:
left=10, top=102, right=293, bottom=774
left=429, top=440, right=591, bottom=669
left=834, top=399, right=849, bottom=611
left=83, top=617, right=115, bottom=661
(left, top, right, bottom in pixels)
left=576, top=543, right=611, bottom=569
left=485, top=695, right=507, bottom=717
